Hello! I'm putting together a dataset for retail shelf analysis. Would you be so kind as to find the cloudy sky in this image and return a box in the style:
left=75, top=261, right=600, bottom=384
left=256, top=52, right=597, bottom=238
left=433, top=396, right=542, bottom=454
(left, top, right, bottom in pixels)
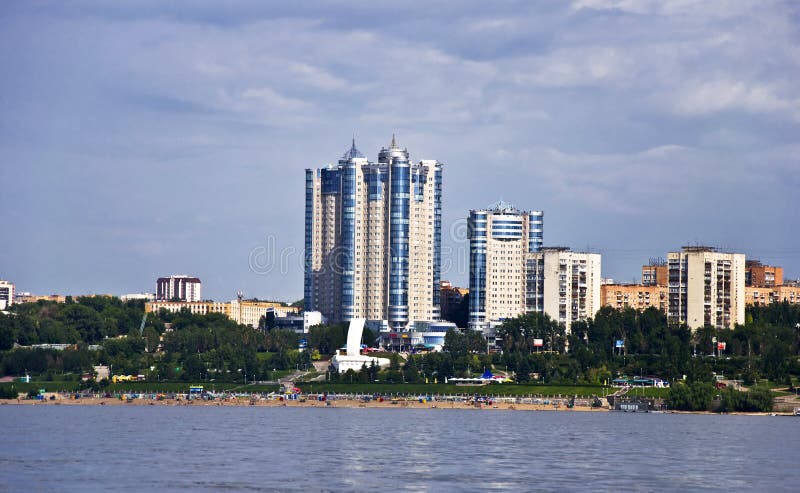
left=2, top=0, right=799, bottom=301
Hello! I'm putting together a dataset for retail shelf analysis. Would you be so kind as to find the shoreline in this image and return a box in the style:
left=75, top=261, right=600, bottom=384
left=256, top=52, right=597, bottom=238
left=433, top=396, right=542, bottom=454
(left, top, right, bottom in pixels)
left=1, top=397, right=794, bottom=416
left=0, top=396, right=603, bottom=412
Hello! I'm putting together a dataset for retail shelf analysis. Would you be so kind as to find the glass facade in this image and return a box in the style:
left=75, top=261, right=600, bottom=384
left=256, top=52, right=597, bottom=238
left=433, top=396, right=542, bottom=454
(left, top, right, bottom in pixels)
left=491, top=217, right=523, bottom=239
left=528, top=211, right=544, bottom=253
left=432, top=165, right=442, bottom=316
left=303, top=169, right=316, bottom=311
left=320, top=168, right=341, bottom=194
left=340, top=161, right=357, bottom=321
left=412, top=167, right=427, bottom=202
left=366, top=167, right=387, bottom=201
left=468, top=211, right=487, bottom=328
left=388, top=157, right=410, bottom=329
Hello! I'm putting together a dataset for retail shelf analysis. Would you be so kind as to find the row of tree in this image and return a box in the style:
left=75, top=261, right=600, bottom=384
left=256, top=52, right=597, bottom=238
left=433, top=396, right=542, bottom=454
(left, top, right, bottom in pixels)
left=0, top=299, right=379, bottom=381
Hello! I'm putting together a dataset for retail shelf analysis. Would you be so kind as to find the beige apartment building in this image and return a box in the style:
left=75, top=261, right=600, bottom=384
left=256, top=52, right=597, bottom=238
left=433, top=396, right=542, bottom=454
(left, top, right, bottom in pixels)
left=746, top=285, right=800, bottom=305
left=601, top=284, right=668, bottom=313
left=667, top=247, right=745, bottom=329
left=526, top=248, right=602, bottom=331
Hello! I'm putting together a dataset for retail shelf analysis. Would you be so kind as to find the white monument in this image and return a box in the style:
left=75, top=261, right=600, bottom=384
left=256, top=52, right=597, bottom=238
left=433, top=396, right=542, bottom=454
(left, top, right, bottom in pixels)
left=330, top=318, right=390, bottom=373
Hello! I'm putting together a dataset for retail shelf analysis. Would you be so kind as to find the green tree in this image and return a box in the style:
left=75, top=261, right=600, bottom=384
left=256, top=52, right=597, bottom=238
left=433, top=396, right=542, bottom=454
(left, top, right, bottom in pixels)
left=668, top=382, right=713, bottom=411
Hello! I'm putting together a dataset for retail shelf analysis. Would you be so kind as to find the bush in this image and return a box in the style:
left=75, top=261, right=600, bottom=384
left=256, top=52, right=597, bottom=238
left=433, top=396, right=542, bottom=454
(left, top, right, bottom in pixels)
left=0, top=386, right=18, bottom=399
left=717, top=387, right=773, bottom=413
left=667, top=382, right=713, bottom=411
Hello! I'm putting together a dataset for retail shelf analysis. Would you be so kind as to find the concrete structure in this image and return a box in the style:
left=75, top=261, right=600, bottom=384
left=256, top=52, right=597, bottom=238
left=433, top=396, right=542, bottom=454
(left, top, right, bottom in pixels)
left=746, top=285, right=800, bottom=305
left=0, top=280, right=14, bottom=310
left=526, top=248, right=602, bottom=332
left=440, top=281, right=468, bottom=324
left=331, top=318, right=390, bottom=373
left=468, top=201, right=544, bottom=330
left=667, top=247, right=745, bottom=329
left=305, top=137, right=443, bottom=330
left=745, top=260, right=783, bottom=288
left=601, top=284, right=668, bottom=314
left=156, top=275, right=202, bottom=302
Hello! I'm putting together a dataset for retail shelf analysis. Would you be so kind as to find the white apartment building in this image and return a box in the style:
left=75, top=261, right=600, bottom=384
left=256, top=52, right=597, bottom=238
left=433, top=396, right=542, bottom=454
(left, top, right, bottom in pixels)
left=667, top=247, right=745, bottom=329
left=120, top=293, right=155, bottom=302
left=526, top=248, right=602, bottom=331
left=0, top=280, right=14, bottom=310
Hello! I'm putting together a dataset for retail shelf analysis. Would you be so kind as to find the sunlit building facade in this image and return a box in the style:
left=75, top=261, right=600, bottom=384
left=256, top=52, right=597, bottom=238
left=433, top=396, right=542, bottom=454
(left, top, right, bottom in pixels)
left=468, top=201, right=544, bottom=330
left=667, top=247, right=745, bottom=329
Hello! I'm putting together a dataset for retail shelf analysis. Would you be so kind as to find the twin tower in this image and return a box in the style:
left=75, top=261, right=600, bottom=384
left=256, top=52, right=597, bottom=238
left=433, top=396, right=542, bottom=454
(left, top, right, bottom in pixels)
left=304, top=137, right=442, bottom=331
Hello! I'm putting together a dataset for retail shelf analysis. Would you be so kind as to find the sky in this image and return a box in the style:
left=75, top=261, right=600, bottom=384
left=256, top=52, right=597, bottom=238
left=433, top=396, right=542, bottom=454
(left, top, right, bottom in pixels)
left=1, top=0, right=799, bottom=301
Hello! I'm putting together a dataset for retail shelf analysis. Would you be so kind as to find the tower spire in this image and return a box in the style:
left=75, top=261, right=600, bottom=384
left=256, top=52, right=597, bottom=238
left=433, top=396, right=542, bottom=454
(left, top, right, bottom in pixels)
left=391, top=133, right=397, bottom=148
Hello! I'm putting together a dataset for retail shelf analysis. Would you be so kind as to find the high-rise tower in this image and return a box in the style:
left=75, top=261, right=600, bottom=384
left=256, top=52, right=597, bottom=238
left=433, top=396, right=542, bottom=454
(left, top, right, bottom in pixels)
left=467, top=201, right=543, bottom=330
left=305, top=137, right=443, bottom=330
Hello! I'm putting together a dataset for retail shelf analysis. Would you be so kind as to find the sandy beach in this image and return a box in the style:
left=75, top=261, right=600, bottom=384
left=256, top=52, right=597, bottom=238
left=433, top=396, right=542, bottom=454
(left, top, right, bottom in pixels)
left=1, top=394, right=608, bottom=412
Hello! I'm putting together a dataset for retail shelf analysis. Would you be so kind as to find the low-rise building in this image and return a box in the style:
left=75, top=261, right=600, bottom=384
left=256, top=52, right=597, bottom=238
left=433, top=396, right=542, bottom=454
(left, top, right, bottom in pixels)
left=14, top=293, right=67, bottom=304
left=601, top=284, right=669, bottom=314
left=120, top=293, right=155, bottom=302
left=272, top=310, right=325, bottom=334
left=145, top=301, right=229, bottom=317
left=145, top=299, right=300, bottom=328
left=229, top=300, right=299, bottom=327
left=746, top=285, right=800, bottom=305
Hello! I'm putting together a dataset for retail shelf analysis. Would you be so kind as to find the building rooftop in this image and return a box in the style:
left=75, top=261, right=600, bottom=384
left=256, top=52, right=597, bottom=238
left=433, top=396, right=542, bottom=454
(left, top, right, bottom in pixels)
left=341, top=137, right=364, bottom=160
left=681, top=246, right=717, bottom=253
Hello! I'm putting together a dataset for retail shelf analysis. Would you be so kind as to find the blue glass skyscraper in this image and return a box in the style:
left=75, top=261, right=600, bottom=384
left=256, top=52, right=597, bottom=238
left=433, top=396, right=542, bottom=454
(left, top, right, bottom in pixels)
left=305, top=137, right=443, bottom=331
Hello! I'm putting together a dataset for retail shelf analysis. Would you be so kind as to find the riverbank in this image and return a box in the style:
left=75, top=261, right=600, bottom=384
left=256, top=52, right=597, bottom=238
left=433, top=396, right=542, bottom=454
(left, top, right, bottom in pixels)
left=1, top=395, right=610, bottom=412
left=4, top=396, right=798, bottom=415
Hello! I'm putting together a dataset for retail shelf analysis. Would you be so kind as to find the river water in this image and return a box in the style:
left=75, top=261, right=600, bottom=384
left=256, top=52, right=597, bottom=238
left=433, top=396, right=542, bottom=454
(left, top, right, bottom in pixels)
left=0, top=406, right=798, bottom=492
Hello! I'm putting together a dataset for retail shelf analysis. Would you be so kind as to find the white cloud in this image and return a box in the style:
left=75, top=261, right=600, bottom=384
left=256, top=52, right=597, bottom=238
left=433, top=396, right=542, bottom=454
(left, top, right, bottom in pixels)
left=670, top=79, right=800, bottom=120
left=511, top=47, right=636, bottom=88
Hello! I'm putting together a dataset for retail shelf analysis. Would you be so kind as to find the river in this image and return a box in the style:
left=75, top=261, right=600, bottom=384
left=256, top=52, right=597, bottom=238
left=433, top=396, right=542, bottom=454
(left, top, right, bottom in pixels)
left=0, top=406, right=797, bottom=491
